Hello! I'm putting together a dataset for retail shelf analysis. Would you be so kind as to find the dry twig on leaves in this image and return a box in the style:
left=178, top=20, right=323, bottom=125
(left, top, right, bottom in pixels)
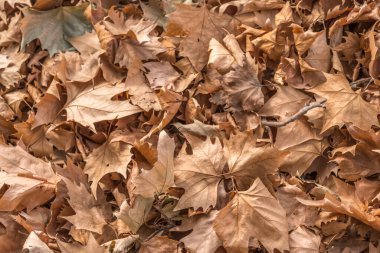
left=261, top=99, right=327, bottom=127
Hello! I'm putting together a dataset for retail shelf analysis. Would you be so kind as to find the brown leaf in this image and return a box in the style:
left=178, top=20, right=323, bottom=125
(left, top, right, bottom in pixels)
left=62, top=177, right=111, bottom=234
left=224, top=131, right=287, bottom=191
left=259, top=85, right=311, bottom=120
left=0, top=144, right=58, bottom=211
left=167, top=4, right=237, bottom=71
left=57, top=234, right=106, bottom=253
left=84, top=134, right=133, bottom=196
left=289, top=226, right=320, bottom=253
left=139, top=236, right=178, bottom=253
left=132, top=131, right=175, bottom=198
left=174, top=137, right=225, bottom=211
left=115, top=196, right=153, bottom=234
left=212, top=61, right=263, bottom=112
left=214, top=178, right=289, bottom=253
left=310, top=73, right=379, bottom=133
left=180, top=211, right=222, bottom=253
left=64, top=81, right=142, bottom=132
left=298, top=176, right=380, bottom=231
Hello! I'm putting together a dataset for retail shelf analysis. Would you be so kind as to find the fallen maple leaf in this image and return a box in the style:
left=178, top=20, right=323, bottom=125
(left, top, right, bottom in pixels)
left=289, top=226, right=320, bottom=253
left=179, top=211, right=222, bottom=253
left=297, top=176, right=380, bottom=231
left=214, top=178, right=289, bottom=253
left=62, top=177, right=111, bottom=234
left=84, top=133, right=133, bottom=196
left=132, top=131, right=175, bottom=198
left=20, top=5, right=92, bottom=55
left=166, top=4, right=237, bottom=71
left=115, top=196, right=153, bottom=234
left=139, top=236, right=178, bottom=253
left=310, top=73, right=379, bottom=133
left=174, top=136, right=225, bottom=211
left=64, top=81, right=142, bottom=132
left=0, top=144, right=58, bottom=211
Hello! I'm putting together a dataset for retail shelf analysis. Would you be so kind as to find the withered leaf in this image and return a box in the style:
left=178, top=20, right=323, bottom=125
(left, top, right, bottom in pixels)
left=64, top=81, right=142, bottom=132
left=62, top=176, right=111, bottom=234
left=133, top=131, right=175, bottom=198
left=174, top=137, right=225, bottom=211
left=21, top=5, right=92, bottom=55
left=84, top=135, right=133, bottom=196
left=214, top=178, right=289, bottom=253
left=167, top=4, right=237, bottom=71
left=310, top=73, right=379, bottom=133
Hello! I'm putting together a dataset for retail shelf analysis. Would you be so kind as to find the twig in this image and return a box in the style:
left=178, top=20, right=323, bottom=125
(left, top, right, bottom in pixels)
left=261, top=99, right=327, bottom=127
left=350, top=77, right=373, bottom=89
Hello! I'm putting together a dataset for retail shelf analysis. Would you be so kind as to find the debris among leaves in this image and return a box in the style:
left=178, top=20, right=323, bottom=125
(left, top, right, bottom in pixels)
left=0, top=0, right=380, bottom=252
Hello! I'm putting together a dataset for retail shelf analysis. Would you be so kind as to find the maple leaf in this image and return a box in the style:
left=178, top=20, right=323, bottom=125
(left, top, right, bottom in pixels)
left=32, top=84, right=65, bottom=128
left=144, top=61, right=180, bottom=89
left=310, top=73, right=379, bottom=133
left=0, top=48, right=29, bottom=88
left=84, top=134, right=133, bottom=196
left=57, top=234, right=106, bottom=253
left=174, top=137, right=225, bottom=211
left=64, top=81, right=142, bottom=132
left=116, top=196, right=153, bottom=233
left=259, top=85, right=312, bottom=120
left=280, top=139, right=325, bottom=176
left=166, top=4, right=237, bottom=71
left=289, top=226, right=320, bottom=253
left=132, top=131, right=175, bottom=198
left=304, top=30, right=331, bottom=73
left=224, top=131, right=287, bottom=191
left=139, top=236, right=178, bottom=253
left=0, top=144, right=58, bottom=211
left=142, top=88, right=182, bottom=139
left=334, top=126, right=380, bottom=180
left=180, top=211, right=222, bottom=253
left=62, top=176, right=111, bottom=234
left=23, top=232, right=53, bottom=253
left=211, top=52, right=263, bottom=112
left=15, top=123, right=53, bottom=157
left=214, top=178, right=289, bottom=253
left=20, top=5, right=92, bottom=55
left=297, top=176, right=380, bottom=231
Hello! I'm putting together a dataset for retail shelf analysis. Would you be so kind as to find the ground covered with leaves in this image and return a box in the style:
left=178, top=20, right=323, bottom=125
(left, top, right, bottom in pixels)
left=0, top=0, right=380, bottom=252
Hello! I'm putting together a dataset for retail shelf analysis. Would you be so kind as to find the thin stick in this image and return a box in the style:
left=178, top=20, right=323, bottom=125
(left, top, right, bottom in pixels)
left=261, top=99, right=327, bottom=127
left=350, top=77, right=373, bottom=89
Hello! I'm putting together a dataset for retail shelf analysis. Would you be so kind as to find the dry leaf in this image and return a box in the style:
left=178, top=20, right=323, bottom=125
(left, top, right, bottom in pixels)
left=214, top=178, right=289, bottom=253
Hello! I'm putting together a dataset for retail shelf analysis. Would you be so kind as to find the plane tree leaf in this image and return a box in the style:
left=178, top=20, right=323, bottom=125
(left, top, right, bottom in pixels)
left=20, top=5, right=92, bottom=55
left=213, top=178, right=289, bottom=253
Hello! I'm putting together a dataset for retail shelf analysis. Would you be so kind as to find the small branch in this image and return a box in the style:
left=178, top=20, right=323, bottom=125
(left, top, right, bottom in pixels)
left=261, top=99, right=327, bottom=127
left=350, top=77, right=373, bottom=89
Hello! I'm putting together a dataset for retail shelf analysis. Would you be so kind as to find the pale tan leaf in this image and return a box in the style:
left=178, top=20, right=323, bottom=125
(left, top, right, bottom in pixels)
left=167, top=4, right=237, bottom=71
left=116, top=196, right=153, bottom=233
left=133, top=131, right=175, bottom=198
left=62, top=177, right=110, bottom=234
left=224, top=132, right=287, bottom=191
left=84, top=136, right=133, bottom=196
left=214, top=178, right=289, bottom=253
left=180, top=211, right=222, bottom=253
left=23, top=232, right=54, bottom=253
left=64, top=81, right=142, bottom=132
left=57, top=234, right=106, bottom=253
left=310, top=73, right=379, bottom=133
left=289, top=226, right=320, bottom=253
left=139, top=236, right=178, bottom=253
left=259, top=85, right=311, bottom=120
left=174, top=137, right=225, bottom=211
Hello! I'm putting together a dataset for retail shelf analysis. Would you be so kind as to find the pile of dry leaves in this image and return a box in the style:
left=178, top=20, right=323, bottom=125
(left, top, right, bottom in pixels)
left=0, top=0, right=380, bottom=252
